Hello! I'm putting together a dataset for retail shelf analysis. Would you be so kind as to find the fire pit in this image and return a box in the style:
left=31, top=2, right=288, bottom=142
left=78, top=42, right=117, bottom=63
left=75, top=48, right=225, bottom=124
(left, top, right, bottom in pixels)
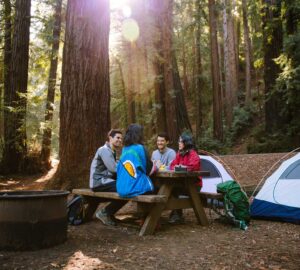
left=0, top=190, right=69, bottom=250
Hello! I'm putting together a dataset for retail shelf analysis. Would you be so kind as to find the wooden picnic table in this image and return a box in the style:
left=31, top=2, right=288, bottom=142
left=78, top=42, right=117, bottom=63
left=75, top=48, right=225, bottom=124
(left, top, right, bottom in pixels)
left=139, top=170, right=209, bottom=236
left=73, top=170, right=211, bottom=236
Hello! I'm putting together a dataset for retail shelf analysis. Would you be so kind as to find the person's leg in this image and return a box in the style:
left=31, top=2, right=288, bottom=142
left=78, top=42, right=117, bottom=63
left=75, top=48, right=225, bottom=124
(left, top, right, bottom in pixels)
left=93, top=182, right=127, bottom=225
left=169, top=187, right=184, bottom=224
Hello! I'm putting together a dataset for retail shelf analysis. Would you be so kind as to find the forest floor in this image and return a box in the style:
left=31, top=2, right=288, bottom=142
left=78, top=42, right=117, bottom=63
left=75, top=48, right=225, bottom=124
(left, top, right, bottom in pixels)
left=0, top=153, right=300, bottom=270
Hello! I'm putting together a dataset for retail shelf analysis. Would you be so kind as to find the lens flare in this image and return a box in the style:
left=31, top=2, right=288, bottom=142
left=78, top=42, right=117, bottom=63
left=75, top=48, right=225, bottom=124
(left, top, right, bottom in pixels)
left=121, top=18, right=140, bottom=42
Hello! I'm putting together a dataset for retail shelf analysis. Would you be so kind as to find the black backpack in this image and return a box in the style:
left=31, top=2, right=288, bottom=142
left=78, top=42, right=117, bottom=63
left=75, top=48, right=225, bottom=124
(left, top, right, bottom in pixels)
left=67, top=195, right=86, bottom=225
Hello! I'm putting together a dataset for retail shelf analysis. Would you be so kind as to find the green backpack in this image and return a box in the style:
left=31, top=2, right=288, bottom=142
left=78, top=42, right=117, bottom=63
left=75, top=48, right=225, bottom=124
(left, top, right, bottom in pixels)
left=217, top=180, right=250, bottom=230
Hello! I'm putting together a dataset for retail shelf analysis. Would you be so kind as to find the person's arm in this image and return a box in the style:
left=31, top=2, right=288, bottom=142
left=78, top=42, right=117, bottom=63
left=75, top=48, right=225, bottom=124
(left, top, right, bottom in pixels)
left=100, top=148, right=117, bottom=173
left=185, top=150, right=200, bottom=171
left=151, top=151, right=155, bottom=161
left=143, top=146, right=153, bottom=175
left=169, top=153, right=180, bottom=170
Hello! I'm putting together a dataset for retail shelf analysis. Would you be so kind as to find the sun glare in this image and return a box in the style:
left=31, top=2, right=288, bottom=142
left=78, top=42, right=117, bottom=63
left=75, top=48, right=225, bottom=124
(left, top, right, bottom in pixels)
left=121, top=18, right=140, bottom=42
left=109, top=0, right=140, bottom=47
left=110, top=0, right=128, bottom=10
left=122, top=5, right=132, bottom=18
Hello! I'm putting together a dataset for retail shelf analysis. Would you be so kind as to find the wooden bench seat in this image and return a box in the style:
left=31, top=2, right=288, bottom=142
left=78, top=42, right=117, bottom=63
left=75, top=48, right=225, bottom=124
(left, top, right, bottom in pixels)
left=72, top=188, right=224, bottom=219
left=199, top=191, right=224, bottom=200
left=72, top=189, right=167, bottom=203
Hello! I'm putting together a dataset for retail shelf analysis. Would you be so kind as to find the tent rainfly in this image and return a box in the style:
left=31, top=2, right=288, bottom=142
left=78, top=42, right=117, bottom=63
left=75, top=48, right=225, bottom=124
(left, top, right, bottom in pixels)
left=250, top=153, right=300, bottom=224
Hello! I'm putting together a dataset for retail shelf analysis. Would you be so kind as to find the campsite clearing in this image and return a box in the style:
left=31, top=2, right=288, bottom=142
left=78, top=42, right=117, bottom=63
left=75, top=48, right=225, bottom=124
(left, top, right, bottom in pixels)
left=0, top=153, right=299, bottom=269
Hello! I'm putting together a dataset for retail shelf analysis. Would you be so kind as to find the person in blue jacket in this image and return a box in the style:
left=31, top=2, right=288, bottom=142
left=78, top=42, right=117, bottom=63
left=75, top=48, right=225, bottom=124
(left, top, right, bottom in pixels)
left=117, top=124, right=154, bottom=197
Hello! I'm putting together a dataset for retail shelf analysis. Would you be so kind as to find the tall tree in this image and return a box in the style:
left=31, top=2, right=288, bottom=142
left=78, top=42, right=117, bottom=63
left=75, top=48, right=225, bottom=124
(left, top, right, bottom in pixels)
left=195, top=0, right=203, bottom=139
left=53, top=0, right=111, bottom=189
left=223, top=0, right=239, bottom=127
left=262, top=0, right=283, bottom=132
left=2, top=0, right=31, bottom=173
left=242, top=0, right=253, bottom=105
left=126, top=43, right=136, bottom=123
left=115, top=57, right=128, bottom=128
left=150, top=0, right=191, bottom=146
left=40, top=0, right=63, bottom=170
left=150, top=0, right=167, bottom=134
left=208, top=0, right=223, bottom=140
left=2, top=0, right=12, bottom=145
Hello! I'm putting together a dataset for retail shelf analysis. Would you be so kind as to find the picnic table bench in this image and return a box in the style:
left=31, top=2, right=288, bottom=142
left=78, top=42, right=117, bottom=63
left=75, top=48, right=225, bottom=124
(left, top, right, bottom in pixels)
left=72, top=170, right=225, bottom=236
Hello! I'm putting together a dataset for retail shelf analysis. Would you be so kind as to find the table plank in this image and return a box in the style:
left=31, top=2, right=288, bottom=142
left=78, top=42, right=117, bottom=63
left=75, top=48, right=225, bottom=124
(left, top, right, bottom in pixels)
left=155, top=170, right=210, bottom=178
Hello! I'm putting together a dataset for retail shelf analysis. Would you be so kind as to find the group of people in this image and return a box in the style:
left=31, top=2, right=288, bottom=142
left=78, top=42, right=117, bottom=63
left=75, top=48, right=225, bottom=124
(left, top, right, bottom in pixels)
left=89, top=123, right=201, bottom=226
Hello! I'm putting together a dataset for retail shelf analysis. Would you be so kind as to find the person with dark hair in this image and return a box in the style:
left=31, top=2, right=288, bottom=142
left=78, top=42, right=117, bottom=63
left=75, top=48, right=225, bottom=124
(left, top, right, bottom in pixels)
left=116, top=124, right=154, bottom=197
left=151, top=132, right=176, bottom=170
left=168, top=132, right=201, bottom=224
left=89, top=129, right=126, bottom=226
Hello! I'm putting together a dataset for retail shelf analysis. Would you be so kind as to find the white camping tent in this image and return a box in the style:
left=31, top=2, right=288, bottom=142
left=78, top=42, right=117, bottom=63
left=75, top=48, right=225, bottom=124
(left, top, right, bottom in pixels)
left=250, top=153, right=300, bottom=224
left=200, top=155, right=233, bottom=193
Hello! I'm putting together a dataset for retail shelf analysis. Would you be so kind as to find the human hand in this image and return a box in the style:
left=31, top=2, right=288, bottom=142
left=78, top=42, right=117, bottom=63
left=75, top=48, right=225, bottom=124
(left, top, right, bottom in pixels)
left=155, top=160, right=162, bottom=168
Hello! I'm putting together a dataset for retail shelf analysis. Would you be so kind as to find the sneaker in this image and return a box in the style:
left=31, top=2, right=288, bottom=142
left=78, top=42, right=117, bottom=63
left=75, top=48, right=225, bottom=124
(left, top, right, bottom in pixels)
left=168, top=210, right=185, bottom=224
left=95, top=209, right=116, bottom=226
left=110, top=215, right=121, bottom=224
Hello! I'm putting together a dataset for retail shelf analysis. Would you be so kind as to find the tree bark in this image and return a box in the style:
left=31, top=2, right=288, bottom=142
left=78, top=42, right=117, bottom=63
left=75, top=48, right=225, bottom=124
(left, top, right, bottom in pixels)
left=285, top=0, right=297, bottom=35
left=53, top=0, right=111, bottom=189
left=2, top=0, right=31, bottom=173
left=172, top=53, right=192, bottom=133
left=2, top=0, right=12, bottom=149
left=223, top=0, right=238, bottom=127
left=40, top=0, right=63, bottom=170
left=195, top=0, right=203, bottom=139
left=242, top=0, right=253, bottom=106
left=116, top=58, right=128, bottom=128
left=182, top=35, right=189, bottom=96
left=262, top=0, right=283, bottom=132
left=161, top=0, right=179, bottom=145
left=150, top=0, right=191, bottom=147
left=208, top=0, right=223, bottom=141
left=126, top=42, right=136, bottom=124
left=149, top=0, right=167, bottom=134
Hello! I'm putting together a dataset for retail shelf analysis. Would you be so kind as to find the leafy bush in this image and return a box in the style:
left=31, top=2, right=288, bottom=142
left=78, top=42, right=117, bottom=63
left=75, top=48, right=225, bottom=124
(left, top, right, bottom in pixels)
left=247, top=127, right=298, bottom=153
left=196, top=132, right=228, bottom=155
left=229, top=106, right=255, bottom=142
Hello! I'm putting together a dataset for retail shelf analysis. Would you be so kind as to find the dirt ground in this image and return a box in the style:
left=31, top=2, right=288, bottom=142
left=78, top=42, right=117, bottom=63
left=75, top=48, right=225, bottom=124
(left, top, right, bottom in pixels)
left=0, top=153, right=300, bottom=270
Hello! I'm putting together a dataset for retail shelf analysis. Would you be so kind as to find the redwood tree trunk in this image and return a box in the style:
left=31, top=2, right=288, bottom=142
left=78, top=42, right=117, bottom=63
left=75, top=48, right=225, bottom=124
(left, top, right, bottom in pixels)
left=127, top=42, right=136, bottom=124
left=150, top=0, right=191, bottom=147
left=262, top=0, right=283, bottom=132
left=161, top=0, right=179, bottom=145
left=242, top=0, right=252, bottom=106
left=172, top=53, right=192, bottom=133
left=116, top=58, right=128, bottom=128
left=2, top=0, right=31, bottom=173
left=40, top=0, right=63, bottom=170
left=150, top=0, right=167, bottom=133
left=223, top=0, right=238, bottom=127
left=2, top=0, right=12, bottom=145
left=54, top=0, right=111, bottom=189
left=208, top=0, right=223, bottom=141
left=195, top=0, right=203, bottom=139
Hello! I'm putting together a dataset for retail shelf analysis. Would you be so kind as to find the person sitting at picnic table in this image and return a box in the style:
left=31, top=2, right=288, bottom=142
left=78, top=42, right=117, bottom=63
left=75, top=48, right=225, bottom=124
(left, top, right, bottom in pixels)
left=117, top=123, right=154, bottom=198
left=89, top=129, right=126, bottom=226
left=168, top=133, right=201, bottom=224
left=151, top=132, right=176, bottom=171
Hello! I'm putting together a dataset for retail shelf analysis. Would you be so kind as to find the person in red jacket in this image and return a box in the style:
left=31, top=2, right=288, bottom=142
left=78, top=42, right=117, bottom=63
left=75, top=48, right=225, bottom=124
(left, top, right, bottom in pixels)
left=169, top=133, right=201, bottom=224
